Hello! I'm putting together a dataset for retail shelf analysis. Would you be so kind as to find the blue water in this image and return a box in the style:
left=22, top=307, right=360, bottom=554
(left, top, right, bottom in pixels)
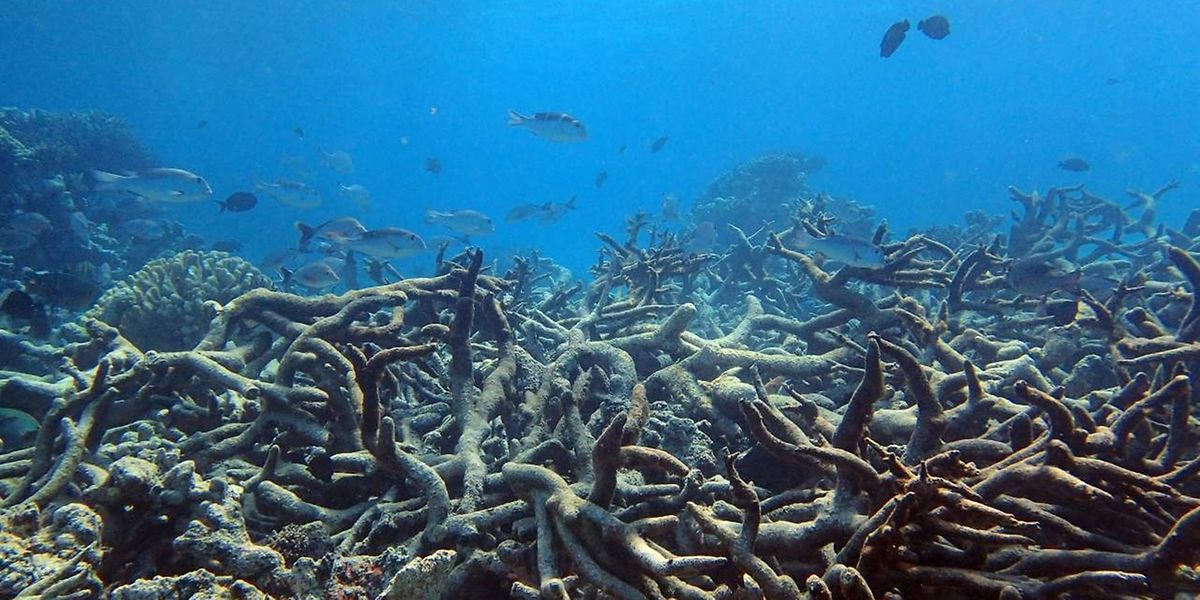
left=3, top=1, right=1198, bottom=274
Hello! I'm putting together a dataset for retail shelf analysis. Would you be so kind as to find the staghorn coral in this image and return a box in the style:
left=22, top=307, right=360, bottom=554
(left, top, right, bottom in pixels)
left=86, top=250, right=272, bottom=352
left=0, top=171, right=1199, bottom=599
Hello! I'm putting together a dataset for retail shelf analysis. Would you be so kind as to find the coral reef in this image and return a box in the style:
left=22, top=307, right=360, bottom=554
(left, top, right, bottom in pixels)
left=85, top=250, right=273, bottom=351
left=0, top=150, right=1198, bottom=598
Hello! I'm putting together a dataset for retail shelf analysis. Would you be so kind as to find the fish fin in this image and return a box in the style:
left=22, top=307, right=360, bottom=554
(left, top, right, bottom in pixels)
left=216, top=200, right=227, bottom=213
left=506, top=110, right=527, bottom=126
left=296, top=222, right=316, bottom=248
left=90, top=170, right=124, bottom=189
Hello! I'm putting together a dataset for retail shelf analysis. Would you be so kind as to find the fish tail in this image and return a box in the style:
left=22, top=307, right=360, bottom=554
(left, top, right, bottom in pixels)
left=506, top=110, right=527, bottom=127
left=296, top=222, right=316, bottom=248
left=216, top=200, right=227, bottom=213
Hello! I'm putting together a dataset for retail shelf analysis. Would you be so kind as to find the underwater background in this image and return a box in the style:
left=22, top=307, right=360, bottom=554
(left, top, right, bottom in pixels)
left=3, top=2, right=1200, bottom=599
left=3, top=1, right=1198, bottom=272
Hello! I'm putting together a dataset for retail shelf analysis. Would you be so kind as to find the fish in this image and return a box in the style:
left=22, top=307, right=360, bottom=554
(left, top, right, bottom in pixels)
left=320, top=150, right=355, bottom=175
left=917, top=15, right=951, bottom=40
left=505, top=203, right=546, bottom=223
left=261, top=248, right=302, bottom=272
left=24, top=270, right=99, bottom=310
left=67, top=212, right=91, bottom=241
left=650, top=136, right=669, bottom=152
left=425, top=209, right=495, bottom=236
left=1058, top=157, right=1090, bottom=172
left=256, top=180, right=322, bottom=209
left=793, top=230, right=887, bottom=269
left=296, top=217, right=368, bottom=248
left=507, top=110, right=587, bottom=143
left=880, top=20, right=910, bottom=58
left=197, top=120, right=208, bottom=129
left=92, top=168, right=213, bottom=203
left=802, top=155, right=827, bottom=173
left=1, top=289, right=41, bottom=320
left=1006, top=256, right=1081, bottom=296
left=343, top=228, right=427, bottom=258
left=425, top=158, right=443, bottom=174
left=7, top=212, right=51, bottom=236
left=120, top=218, right=169, bottom=241
left=211, top=240, right=243, bottom=253
left=294, top=127, right=305, bottom=139
left=595, top=171, right=608, bottom=189
left=661, top=193, right=681, bottom=221
left=0, top=230, right=36, bottom=252
left=282, top=260, right=341, bottom=290
left=217, top=192, right=257, bottom=213
left=684, top=221, right=717, bottom=252
left=338, top=184, right=372, bottom=211
left=539, top=196, right=577, bottom=225
left=0, top=408, right=40, bottom=450
left=617, top=144, right=627, bottom=155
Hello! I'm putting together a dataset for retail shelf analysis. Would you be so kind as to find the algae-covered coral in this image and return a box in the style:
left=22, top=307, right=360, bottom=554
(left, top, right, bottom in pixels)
left=0, top=166, right=1199, bottom=599
left=86, top=250, right=273, bottom=351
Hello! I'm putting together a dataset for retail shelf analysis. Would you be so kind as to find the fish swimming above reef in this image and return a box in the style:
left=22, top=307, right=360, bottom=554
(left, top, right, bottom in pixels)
left=793, top=229, right=887, bottom=269
left=92, top=168, right=213, bottom=203
left=1006, top=256, right=1081, bottom=296
left=425, top=158, right=443, bottom=175
left=650, top=136, right=669, bottom=153
left=23, top=270, right=99, bottom=310
left=8, top=212, right=52, bottom=236
left=507, top=110, right=587, bottom=143
left=343, top=228, right=426, bottom=258
left=282, top=259, right=342, bottom=290
left=120, top=218, right=169, bottom=241
left=425, top=209, right=495, bottom=236
left=0, top=230, right=36, bottom=252
left=538, top=196, right=577, bottom=224
left=217, top=192, right=257, bottom=213
left=661, top=193, right=681, bottom=221
left=296, top=217, right=368, bottom=248
left=338, top=184, right=372, bottom=211
left=211, top=240, right=243, bottom=253
left=256, top=180, right=322, bottom=209
left=1058, top=157, right=1090, bottom=172
left=505, top=203, right=546, bottom=223
left=917, top=15, right=951, bottom=39
left=595, top=171, right=608, bottom=189
left=880, top=20, right=910, bottom=58
left=320, top=150, right=355, bottom=175
left=293, top=127, right=305, bottom=139
left=0, top=407, right=39, bottom=450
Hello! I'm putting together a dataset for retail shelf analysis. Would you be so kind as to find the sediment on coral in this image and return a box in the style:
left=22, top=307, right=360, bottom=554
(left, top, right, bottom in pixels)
left=0, top=171, right=1198, bottom=599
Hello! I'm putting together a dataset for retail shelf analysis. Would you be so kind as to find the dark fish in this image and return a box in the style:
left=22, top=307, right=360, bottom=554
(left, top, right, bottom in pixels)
left=1, top=290, right=40, bottom=320
left=917, top=15, right=950, bottom=40
left=425, top=157, right=443, bottom=175
left=306, top=450, right=333, bottom=482
left=197, top=120, right=208, bottom=129
left=1006, top=256, right=1081, bottom=296
left=1058, top=157, right=1090, bottom=172
left=1106, top=77, right=1121, bottom=86
left=650, top=136, right=669, bottom=153
left=294, top=127, right=305, bottom=139
left=24, top=271, right=99, bottom=310
left=802, top=155, right=827, bottom=173
left=880, top=20, right=910, bottom=58
left=217, top=192, right=257, bottom=213
left=211, top=240, right=243, bottom=253
left=595, top=171, right=608, bottom=188
left=616, top=144, right=627, bottom=155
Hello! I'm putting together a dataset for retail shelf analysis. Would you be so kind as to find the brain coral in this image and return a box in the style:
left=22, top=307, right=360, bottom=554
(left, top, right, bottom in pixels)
left=87, top=250, right=272, bottom=351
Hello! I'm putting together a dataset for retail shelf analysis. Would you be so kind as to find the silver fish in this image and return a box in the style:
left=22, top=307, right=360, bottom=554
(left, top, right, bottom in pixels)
left=320, top=150, right=355, bottom=175
left=121, top=218, right=169, bottom=241
left=7, top=212, right=52, bottom=236
left=425, top=209, right=495, bottom=236
left=344, top=228, right=426, bottom=258
left=338, top=184, right=372, bottom=211
left=296, top=217, right=367, bottom=248
left=506, top=203, right=546, bottom=222
left=538, top=196, right=576, bottom=224
left=92, top=168, right=213, bottom=203
left=284, top=260, right=341, bottom=290
left=793, top=231, right=886, bottom=269
left=507, top=110, right=587, bottom=143
left=256, top=180, right=322, bottom=209
left=0, top=229, right=36, bottom=252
